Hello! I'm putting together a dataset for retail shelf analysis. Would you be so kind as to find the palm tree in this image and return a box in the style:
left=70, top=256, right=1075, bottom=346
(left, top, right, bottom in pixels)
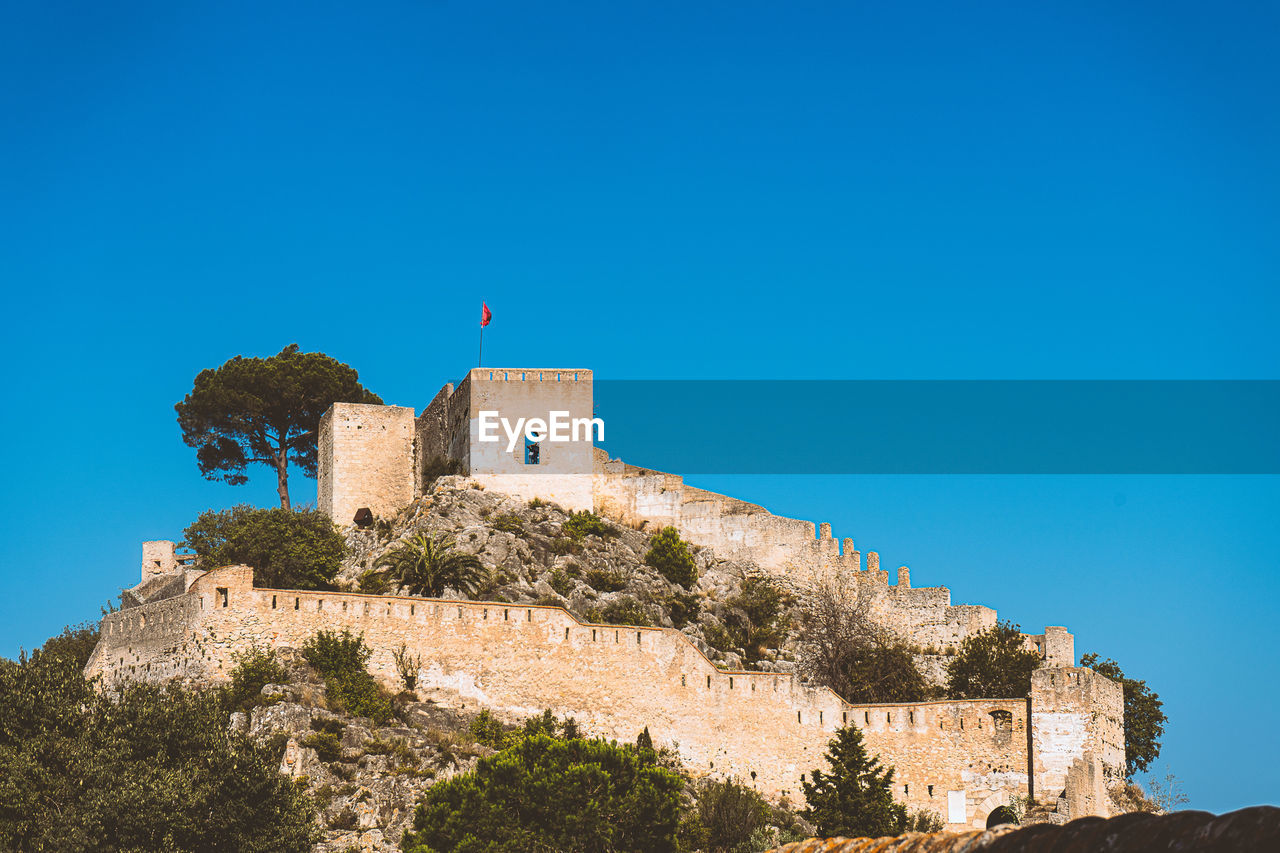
left=374, top=532, right=483, bottom=598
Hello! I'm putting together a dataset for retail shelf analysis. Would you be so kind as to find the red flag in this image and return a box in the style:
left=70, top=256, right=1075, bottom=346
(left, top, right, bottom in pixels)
left=481, top=302, right=492, bottom=327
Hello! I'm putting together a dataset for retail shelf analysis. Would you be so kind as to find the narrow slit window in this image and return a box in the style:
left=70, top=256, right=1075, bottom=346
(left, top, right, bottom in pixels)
left=565, top=627, right=570, bottom=639
left=681, top=675, right=687, bottom=686
left=504, top=609, right=509, bottom=620
left=636, top=631, right=642, bottom=645
left=294, top=597, right=300, bottom=610
left=798, top=711, right=802, bottom=723
left=729, top=677, right=733, bottom=690
left=707, top=675, right=712, bottom=688
left=271, top=595, right=277, bottom=609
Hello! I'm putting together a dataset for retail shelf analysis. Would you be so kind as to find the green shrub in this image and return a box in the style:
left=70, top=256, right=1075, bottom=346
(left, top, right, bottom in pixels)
left=301, top=731, right=343, bottom=763
left=490, top=513, right=526, bottom=535
left=562, top=510, right=613, bottom=542
left=585, top=568, right=628, bottom=592
left=227, top=645, right=289, bottom=711
left=662, top=590, right=701, bottom=629
left=357, top=569, right=389, bottom=594
left=724, top=576, right=794, bottom=661
left=301, top=630, right=395, bottom=724
left=182, top=505, right=345, bottom=590
left=702, top=620, right=735, bottom=655
left=548, top=537, right=581, bottom=555
left=645, top=527, right=697, bottom=588
left=696, top=777, right=770, bottom=852
left=548, top=568, right=575, bottom=597
left=596, top=596, right=652, bottom=627
left=907, top=808, right=945, bottom=832
left=310, top=717, right=346, bottom=736
left=528, top=497, right=546, bottom=508
left=404, top=729, right=682, bottom=852
left=468, top=709, right=508, bottom=749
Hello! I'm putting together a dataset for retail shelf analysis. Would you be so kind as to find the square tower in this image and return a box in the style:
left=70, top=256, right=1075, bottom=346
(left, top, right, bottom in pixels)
left=318, top=402, right=416, bottom=526
left=417, top=368, right=596, bottom=510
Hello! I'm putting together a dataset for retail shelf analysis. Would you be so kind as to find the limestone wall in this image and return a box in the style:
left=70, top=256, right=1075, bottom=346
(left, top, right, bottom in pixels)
left=318, top=403, right=416, bottom=526
left=1030, top=666, right=1125, bottom=802
left=86, top=564, right=1060, bottom=828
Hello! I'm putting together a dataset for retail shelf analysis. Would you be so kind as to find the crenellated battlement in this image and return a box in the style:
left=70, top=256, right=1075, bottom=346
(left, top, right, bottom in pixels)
left=88, top=561, right=1111, bottom=827
left=88, top=548, right=1120, bottom=828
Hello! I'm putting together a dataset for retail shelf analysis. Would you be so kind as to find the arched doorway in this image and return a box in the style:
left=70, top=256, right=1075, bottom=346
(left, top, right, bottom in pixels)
left=986, top=805, right=1017, bottom=828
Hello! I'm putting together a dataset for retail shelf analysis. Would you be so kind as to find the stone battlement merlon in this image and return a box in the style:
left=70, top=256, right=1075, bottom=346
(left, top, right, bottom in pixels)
left=467, top=367, right=592, bottom=385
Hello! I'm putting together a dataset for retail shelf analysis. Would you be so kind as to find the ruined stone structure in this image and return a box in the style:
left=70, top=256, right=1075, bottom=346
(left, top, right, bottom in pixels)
left=87, top=366, right=1125, bottom=830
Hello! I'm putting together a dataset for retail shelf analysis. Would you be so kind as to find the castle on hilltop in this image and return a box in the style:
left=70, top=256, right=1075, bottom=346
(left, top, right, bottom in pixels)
left=86, top=367, right=1124, bottom=830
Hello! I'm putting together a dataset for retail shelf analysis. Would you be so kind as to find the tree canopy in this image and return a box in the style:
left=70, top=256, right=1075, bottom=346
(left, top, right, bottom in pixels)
left=945, top=620, right=1042, bottom=699
left=183, top=504, right=345, bottom=590
left=798, top=579, right=928, bottom=704
left=404, top=730, right=684, bottom=852
left=800, top=724, right=907, bottom=839
left=175, top=344, right=381, bottom=508
left=0, top=647, right=318, bottom=852
left=1081, top=652, right=1167, bottom=778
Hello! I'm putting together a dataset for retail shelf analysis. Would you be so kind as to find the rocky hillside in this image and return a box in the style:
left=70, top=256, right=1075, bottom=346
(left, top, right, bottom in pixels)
left=233, top=650, right=489, bottom=852
left=334, top=476, right=800, bottom=674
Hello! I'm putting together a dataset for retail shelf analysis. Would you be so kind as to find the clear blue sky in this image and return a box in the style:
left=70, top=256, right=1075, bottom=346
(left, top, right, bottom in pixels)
left=2, top=0, right=1277, bottom=815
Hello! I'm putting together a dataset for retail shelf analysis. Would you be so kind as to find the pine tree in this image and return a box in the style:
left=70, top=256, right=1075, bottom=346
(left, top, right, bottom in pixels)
left=801, top=725, right=908, bottom=839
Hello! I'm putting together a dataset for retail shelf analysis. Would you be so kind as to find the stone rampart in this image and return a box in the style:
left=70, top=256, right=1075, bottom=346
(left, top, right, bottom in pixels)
left=85, top=564, right=1117, bottom=828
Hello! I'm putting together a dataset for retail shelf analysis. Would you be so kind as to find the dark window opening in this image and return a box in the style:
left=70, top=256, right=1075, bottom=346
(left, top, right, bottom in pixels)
left=216, top=587, right=228, bottom=608
left=525, top=436, right=541, bottom=465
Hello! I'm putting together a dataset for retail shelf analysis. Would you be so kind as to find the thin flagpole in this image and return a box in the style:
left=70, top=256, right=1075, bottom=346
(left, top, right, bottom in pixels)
left=478, top=323, right=484, bottom=367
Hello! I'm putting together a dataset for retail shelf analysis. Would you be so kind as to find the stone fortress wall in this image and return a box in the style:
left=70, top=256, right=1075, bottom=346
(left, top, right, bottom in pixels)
left=86, top=554, right=1122, bottom=829
left=89, top=366, right=1125, bottom=830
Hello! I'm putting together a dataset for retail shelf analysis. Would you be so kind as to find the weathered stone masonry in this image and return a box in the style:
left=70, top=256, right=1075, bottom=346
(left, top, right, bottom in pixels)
left=87, top=557, right=1120, bottom=830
